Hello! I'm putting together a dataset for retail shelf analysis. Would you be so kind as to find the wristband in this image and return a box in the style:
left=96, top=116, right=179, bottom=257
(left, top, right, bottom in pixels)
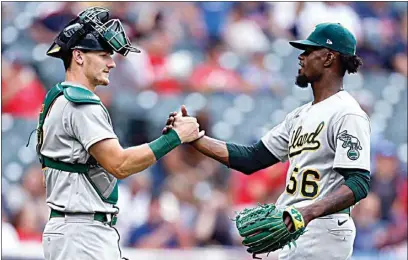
left=284, top=206, right=305, bottom=232
left=148, top=129, right=181, bottom=160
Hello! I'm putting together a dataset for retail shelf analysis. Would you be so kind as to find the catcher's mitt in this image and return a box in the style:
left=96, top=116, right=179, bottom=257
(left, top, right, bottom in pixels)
left=234, top=203, right=306, bottom=259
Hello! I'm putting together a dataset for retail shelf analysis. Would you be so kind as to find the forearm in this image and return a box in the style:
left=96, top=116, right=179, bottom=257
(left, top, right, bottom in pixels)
left=302, top=185, right=355, bottom=222
left=190, top=138, right=279, bottom=175
left=300, top=168, right=370, bottom=224
left=115, top=144, right=157, bottom=179
left=190, top=136, right=230, bottom=166
left=93, top=129, right=181, bottom=179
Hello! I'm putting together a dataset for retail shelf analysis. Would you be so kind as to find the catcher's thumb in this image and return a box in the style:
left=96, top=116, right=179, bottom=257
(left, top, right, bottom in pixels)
left=197, top=130, right=205, bottom=139
left=181, top=105, right=189, bottom=117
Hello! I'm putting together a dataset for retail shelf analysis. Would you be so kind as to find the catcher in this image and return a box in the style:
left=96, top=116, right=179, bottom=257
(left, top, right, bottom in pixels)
left=37, top=7, right=203, bottom=260
left=163, top=23, right=371, bottom=259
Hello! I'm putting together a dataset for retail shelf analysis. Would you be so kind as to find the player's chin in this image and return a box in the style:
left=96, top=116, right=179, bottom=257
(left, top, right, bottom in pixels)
left=295, top=74, right=309, bottom=88
left=98, top=77, right=110, bottom=86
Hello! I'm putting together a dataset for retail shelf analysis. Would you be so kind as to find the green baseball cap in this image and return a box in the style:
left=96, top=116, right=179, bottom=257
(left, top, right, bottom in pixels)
left=289, top=23, right=357, bottom=56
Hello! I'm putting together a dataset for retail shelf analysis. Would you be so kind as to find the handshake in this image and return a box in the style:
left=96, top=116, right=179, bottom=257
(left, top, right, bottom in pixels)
left=162, top=105, right=205, bottom=143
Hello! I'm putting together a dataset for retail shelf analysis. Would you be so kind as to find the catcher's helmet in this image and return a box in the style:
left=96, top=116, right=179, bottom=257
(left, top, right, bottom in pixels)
left=46, top=7, right=140, bottom=59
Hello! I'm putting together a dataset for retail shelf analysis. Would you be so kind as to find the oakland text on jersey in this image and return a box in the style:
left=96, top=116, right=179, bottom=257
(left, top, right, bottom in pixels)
left=289, top=121, right=325, bottom=158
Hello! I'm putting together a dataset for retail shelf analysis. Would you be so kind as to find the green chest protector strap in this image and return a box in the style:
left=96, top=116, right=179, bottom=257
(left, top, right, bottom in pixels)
left=36, top=83, right=118, bottom=205
left=36, top=83, right=102, bottom=173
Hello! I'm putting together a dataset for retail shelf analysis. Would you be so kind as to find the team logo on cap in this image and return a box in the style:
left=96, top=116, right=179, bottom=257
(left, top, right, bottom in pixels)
left=337, top=130, right=362, bottom=160
left=63, top=23, right=82, bottom=37
left=326, top=39, right=333, bottom=45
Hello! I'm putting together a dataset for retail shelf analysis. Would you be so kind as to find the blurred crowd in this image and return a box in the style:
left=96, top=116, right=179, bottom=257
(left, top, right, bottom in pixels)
left=1, top=1, right=407, bottom=257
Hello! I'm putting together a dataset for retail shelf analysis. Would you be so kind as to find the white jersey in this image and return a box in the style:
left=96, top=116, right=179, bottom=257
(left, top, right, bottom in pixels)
left=261, top=90, right=370, bottom=209
left=41, top=82, right=119, bottom=214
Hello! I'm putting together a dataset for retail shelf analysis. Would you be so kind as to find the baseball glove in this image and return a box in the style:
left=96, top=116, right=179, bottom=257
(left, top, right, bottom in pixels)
left=234, top=203, right=306, bottom=259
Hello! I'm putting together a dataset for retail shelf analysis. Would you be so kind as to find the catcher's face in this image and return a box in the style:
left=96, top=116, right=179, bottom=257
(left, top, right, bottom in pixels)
left=296, top=47, right=328, bottom=88
left=83, top=51, right=116, bottom=86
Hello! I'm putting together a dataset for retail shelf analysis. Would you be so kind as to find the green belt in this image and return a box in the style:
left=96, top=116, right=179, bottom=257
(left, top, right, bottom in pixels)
left=43, top=157, right=89, bottom=173
left=50, top=209, right=117, bottom=226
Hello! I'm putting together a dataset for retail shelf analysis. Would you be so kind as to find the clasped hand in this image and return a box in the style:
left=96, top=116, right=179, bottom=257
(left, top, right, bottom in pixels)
left=167, top=105, right=204, bottom=143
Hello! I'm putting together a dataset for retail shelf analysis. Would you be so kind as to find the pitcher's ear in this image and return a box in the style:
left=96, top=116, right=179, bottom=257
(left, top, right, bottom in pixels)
left=324, top=51, right=336, bottom=67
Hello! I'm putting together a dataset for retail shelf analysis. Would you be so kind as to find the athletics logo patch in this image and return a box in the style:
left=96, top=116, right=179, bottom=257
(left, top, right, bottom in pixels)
left=337, top=130, right=362, bottom=160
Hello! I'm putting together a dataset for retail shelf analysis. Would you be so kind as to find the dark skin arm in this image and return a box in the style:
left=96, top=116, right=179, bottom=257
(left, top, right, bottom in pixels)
left=285, top=185, right=355, bottom=231
left=187, top=136, right=230, bottom=166
left=163, top=106, right=356, bottom=230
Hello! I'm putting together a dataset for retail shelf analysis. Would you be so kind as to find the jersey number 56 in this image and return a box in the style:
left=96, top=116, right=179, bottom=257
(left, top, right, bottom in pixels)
left=285, top=167, right=321, bottom=198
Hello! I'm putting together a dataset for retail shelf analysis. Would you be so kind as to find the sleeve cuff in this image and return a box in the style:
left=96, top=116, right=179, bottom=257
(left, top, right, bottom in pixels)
left=85, top=135, right=118, bottom=151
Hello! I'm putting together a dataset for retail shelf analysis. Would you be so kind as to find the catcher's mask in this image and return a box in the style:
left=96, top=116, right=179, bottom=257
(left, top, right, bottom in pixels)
left=46, top=6, right=140, bottom=58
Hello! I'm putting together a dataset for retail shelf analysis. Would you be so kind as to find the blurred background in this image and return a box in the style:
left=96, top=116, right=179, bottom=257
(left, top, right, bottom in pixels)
left=1, top=2, right=407, bottom=260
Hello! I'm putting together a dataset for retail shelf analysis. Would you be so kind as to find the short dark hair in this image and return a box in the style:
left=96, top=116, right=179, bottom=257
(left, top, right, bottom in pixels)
left=62, top=52, right=73, bottom=71
left=62, top=49, right=91, bottom=71
left=339, top=54, right=363, bottom=76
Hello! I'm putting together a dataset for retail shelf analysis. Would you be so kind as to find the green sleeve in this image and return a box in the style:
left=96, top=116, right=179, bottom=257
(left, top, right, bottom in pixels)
left=226, top=140, right=280, bottom=175
left=335, top=168, right=371, bottom=203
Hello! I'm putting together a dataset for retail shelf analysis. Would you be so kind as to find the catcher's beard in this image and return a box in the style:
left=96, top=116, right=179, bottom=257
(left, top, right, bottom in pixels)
left=93, top=74, right=110, bottom=86
left=295, top=74, right=309, bottom=88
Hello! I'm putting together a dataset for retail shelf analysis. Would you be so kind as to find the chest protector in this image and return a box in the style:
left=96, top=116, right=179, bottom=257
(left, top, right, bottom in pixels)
left=37, top=83, right=118, bottom=204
